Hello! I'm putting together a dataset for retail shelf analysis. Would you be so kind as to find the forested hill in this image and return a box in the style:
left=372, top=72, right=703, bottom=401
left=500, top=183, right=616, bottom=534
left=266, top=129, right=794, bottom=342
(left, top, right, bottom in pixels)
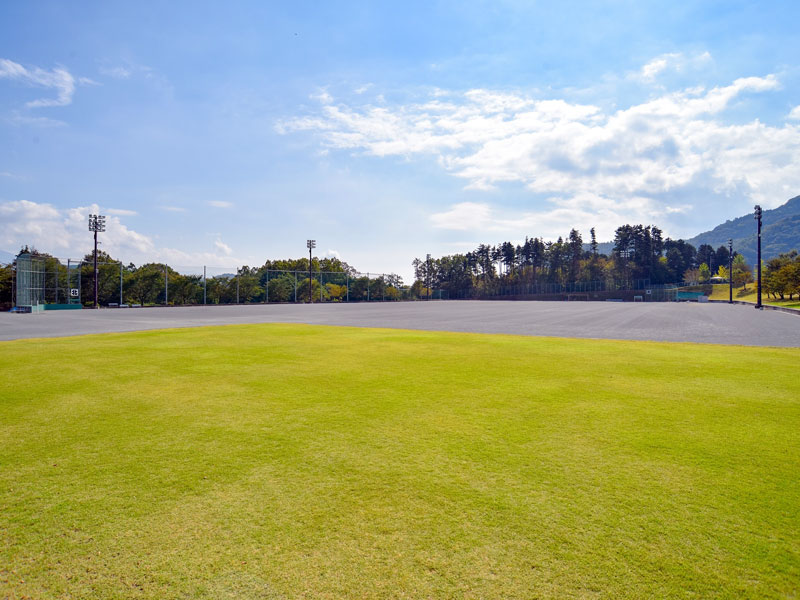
left=686, top=194, right=800, bottom=265
left=583, top=195, right=800, bottom=261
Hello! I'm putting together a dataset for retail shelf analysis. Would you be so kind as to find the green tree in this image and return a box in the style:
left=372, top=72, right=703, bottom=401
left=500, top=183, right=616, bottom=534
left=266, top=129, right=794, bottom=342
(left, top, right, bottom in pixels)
left=80, top=251, right=123, bottom=306
left=170, top=274, right=202, bottom=305
left=268, top=273, right=297, bottom=302
left=696, top=244, right=715, bottom=272
left=0, top=263, right=13, bottom=309
left=764, top=251, right=800, bottom=300
left=731, top=254, right=753, bottom=290
left=698, top=263, right=711, bottom=283
left=125, top=263, right=166, bottom=305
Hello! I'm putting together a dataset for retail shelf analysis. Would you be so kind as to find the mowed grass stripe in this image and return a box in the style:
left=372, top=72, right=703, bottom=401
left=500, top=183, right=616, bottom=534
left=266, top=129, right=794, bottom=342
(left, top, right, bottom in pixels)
left=1, top=324, right=798, bottom=599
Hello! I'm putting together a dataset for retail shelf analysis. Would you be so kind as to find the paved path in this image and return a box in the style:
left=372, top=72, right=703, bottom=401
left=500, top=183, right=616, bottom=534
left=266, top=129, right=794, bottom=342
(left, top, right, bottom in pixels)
left=1, top=301, right=799, bottom=347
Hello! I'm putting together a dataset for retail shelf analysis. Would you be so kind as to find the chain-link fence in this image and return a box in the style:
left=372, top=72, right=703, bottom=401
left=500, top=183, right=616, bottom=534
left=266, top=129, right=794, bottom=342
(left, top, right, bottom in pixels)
left=446, top=278, right=680, bottom=301
left=0, top=255, right=699, bottom=310
left=0, top=256, right=437, bottom=309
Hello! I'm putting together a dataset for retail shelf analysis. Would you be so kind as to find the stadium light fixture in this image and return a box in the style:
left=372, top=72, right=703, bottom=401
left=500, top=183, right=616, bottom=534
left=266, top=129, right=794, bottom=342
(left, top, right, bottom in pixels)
left=307, top=239, right=316, bottom=303
left=88, top=214, right=106, bottom=309
left=754, top=206, right=762, bottom=309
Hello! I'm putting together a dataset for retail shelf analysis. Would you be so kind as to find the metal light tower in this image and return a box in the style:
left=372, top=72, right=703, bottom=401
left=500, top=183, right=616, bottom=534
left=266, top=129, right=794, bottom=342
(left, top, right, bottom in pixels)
left=307, top=239, right=316, bottom=304
left=426, top=253, right=431, bottom=301
left=88, top=214, right=106, bottom=309
left=754, top=205, right=762, bottom=309
left=728, top=238, right=733, bottom=304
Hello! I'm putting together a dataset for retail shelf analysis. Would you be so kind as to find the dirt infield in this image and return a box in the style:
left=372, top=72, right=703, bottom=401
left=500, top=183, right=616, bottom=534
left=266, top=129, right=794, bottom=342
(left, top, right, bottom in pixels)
left=2, top=300, right=799, bottom=347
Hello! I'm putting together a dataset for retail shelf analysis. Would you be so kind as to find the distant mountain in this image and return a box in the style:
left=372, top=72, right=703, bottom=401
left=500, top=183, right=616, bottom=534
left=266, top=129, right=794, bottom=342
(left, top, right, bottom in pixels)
left=581, top=195, right=800, bottom=263
left=592, top=241, right=616, bottom=256
left=686, top=195, right=800, bottom=265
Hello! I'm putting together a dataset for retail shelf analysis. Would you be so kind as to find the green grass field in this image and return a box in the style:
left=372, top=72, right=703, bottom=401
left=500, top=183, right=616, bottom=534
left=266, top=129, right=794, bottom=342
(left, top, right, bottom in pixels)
left=709, top=283, right=800, bottom=309
left=1, top=324, right=799, bottom=599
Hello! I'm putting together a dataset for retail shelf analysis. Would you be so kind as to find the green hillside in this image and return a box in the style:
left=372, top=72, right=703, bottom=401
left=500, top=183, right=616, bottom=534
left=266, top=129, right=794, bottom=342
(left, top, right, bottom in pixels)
left=585, top=195, right=800, bottom=261
left=687, top=195, right=800, bottom=264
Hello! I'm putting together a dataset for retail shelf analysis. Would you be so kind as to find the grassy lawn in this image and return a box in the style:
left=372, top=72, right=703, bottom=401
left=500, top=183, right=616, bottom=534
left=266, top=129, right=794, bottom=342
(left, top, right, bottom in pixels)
left=1, top=324, right=798, bottom=599
left=709, top=283, right=800, bottom=309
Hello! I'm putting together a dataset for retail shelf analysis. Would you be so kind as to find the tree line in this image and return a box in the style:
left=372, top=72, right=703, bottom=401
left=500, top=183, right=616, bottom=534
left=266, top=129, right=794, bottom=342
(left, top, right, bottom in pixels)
left=0, top=248, right=409, bottom=308
left=412, top=224, right=764, bottom=297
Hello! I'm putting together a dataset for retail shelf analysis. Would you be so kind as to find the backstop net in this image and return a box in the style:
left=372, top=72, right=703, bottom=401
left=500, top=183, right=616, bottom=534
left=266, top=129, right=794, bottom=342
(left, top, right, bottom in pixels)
left=15, top=253, right=45, bottom=310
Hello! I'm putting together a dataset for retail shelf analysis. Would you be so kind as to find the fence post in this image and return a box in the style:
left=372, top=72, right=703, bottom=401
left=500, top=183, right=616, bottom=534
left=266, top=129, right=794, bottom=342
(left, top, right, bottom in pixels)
left=164, top=264, right=168, bottom=306
left=236, top=270, right=240, bottom=304
left=367, top=273, right=370, bottom=302
left=294, top=271, right=297, bottom=303
left=203, top=266, right=207, bottom=305
left=266, top=270, right=269, bottom=304
left=346, top=273, right=349, bottom=302
left=119, top=262, right=123, bottom=306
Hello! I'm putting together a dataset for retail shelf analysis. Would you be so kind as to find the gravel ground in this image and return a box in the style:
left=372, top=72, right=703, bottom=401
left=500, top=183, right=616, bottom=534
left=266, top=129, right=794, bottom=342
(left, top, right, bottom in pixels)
left=2, top=300, right=799, bottom=347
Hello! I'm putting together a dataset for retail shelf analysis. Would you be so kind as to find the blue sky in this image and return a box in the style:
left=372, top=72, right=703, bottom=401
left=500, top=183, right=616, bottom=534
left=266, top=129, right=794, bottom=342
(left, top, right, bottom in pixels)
left=1, top=1, right=799, bottom=280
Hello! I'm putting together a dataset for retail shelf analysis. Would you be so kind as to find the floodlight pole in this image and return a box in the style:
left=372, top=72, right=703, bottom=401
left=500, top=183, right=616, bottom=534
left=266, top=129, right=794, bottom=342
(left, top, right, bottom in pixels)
left=426, top=253, right=431, bottom=301
left=307, top=239, right=316, bottom=304
left=93, top=228, right=99, bottom=308
left=754, top=205, right=762, bottom=309
left=88, top=214, right=106, bottom=309
left=728, top=238, right=733, bottom=304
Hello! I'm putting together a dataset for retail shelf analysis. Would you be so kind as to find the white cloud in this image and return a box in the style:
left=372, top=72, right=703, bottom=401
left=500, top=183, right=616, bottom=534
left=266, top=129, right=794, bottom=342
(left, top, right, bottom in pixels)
left=160, top=205, right=186, bottom=212
left=0, top=200, right=153, bottom=257
left=788, top=105, right=800, bottom=120
left=106, top=208, right=138, bottom=216
left=279, top=69, right=800, bottom=230
left=0, top=58, right=76, bottom=108
left=99, top=65, right=132, bottom=80
left=324, top=249, right=342, bottom=259
left=208, top=200, right=233, bottom=208
left=0, top=199, right=248, bottom=267
left=214, top=239, right=233, bottom=256
left=429, top=195, right=666, bottom=242
left=5, top=111, right=66, bottom=127
left=430, top=202, right=493, bottom=231
left=98, top=61, right=154, bottom=81
left=637, top=51, right=712, bottom=83
left=311, top=89, right=333, bottom=104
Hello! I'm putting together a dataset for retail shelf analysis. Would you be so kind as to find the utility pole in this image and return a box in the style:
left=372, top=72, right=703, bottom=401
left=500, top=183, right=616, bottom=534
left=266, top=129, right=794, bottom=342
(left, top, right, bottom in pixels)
left=307, top=239, right=316, bottom=303
left=754, top=205, right=762, bottom=309
left=88, top=214, right=106, bottom=309
left=728, top=238, right=733, bottom=304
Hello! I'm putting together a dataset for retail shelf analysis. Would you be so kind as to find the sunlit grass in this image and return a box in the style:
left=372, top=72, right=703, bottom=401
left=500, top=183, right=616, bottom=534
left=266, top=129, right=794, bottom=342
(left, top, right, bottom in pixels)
left=709, top=283, right=800, bottom=308
left=1, top=324, right=798, bottom=598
